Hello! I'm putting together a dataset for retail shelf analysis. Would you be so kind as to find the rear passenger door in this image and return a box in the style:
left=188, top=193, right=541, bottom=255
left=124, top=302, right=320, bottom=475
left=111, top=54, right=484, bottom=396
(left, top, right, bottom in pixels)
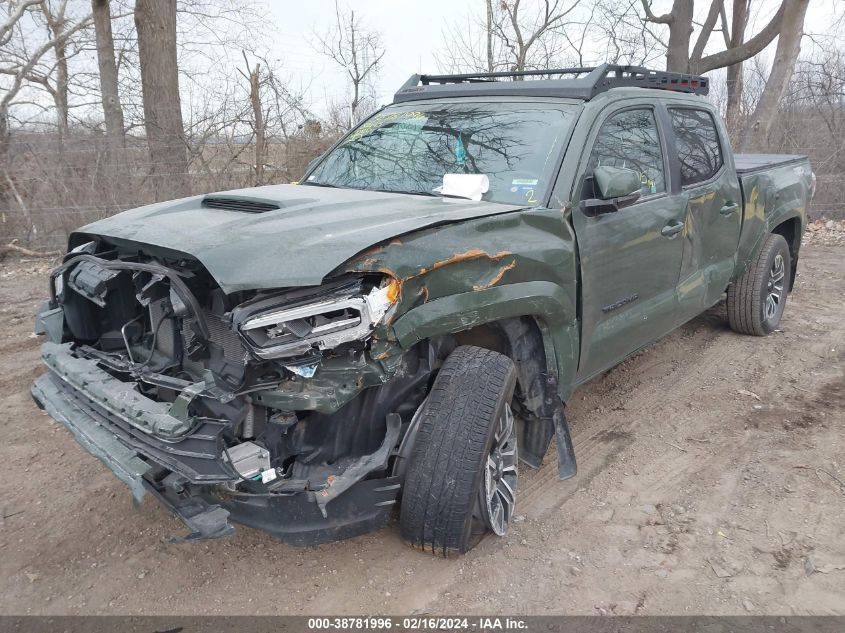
left=668, top=107, right=742, bottom=315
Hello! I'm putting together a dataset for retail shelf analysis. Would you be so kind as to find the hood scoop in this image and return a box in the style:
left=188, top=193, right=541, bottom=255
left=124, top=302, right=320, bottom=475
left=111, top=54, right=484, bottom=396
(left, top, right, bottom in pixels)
left=202, top=197, right=280, bottom=213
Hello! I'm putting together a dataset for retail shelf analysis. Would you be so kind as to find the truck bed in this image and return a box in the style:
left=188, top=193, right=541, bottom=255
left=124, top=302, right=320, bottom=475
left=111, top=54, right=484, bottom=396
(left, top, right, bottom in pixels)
left=734, top=153, right=807, bottom=175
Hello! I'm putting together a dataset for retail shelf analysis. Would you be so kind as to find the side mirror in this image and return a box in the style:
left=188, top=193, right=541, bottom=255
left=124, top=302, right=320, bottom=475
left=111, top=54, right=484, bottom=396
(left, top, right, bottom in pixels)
left=580, top=166, right=642, bottom=217
left=594, top=166, right=642, bottom=199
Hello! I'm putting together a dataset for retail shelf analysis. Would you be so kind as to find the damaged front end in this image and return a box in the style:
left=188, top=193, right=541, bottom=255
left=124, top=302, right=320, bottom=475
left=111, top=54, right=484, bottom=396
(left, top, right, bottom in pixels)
left=31, top=240, right=435, bottom=544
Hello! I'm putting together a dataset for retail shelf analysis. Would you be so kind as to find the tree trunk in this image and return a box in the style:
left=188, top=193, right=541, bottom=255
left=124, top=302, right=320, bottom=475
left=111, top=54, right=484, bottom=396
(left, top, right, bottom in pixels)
left=741, top=0, right=809, bottom=152
left=725, top=0, right=749, bottom=139
left=485, top=0, right=494, bottom=72
left=53, top=38, right=69, bottom=139
left=0, top=111, right=9, bottom=225
left=645, top=0, right=786, bottom=76
left=349, top=10, right=360, bottom=125
left=248, top=63, right=265, bottom=185
left=135, top=0, right=189, bottom=201
left=665, top=0, right=694, bottom=72
left=92, top=0, right=125, bottom=150
left=45, top=13, right=69, bottom=140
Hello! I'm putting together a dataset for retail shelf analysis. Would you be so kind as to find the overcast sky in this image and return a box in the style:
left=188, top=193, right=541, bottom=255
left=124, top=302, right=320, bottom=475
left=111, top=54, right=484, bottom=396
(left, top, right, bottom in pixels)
left=263, top=0, right=842, bottom=115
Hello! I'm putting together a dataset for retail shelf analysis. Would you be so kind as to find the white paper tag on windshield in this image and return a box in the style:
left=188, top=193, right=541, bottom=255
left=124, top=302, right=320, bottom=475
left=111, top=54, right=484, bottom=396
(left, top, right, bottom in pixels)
left=441, top=174, right=490, bottom=201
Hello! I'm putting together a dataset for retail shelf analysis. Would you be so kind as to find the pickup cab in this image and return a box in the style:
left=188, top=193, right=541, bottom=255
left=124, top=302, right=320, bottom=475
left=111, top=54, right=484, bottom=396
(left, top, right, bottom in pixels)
left=31, top=65, right=814, bottom=555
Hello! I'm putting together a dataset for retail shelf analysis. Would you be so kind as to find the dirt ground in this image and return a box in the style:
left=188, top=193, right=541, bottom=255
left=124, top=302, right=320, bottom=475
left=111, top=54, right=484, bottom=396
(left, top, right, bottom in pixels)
left=0, top=245, right=843, bottom=616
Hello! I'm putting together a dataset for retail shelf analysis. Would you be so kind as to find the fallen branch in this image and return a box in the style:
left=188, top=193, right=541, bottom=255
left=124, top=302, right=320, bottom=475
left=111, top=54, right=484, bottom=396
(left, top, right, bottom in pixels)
left=1, top=240, right=62, bottom=258
left=794, top=465, right=845, bottom=495
left=687, top=436, right=711, bottom=444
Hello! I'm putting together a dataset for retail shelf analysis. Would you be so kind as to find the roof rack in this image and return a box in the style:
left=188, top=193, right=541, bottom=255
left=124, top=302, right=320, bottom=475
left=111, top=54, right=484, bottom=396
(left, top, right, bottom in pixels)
left=393, top=64, right=709, bottom=103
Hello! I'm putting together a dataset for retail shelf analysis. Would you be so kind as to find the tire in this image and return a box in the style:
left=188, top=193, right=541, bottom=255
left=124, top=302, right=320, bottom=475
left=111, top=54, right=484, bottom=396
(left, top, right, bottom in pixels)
left=727, top=233, right=792, bottom=336
left=399, top=345, right=518, bottom=556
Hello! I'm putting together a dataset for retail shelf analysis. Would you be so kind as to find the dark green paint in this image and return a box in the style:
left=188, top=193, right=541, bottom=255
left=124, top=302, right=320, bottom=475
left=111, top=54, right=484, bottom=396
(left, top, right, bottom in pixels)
left=72, top=185, right=525, bottom=294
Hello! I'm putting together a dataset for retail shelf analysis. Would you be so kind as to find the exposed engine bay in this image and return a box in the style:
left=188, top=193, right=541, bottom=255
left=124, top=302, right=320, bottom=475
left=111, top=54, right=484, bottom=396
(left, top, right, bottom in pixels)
left=33, top=239, right=442, bottom=543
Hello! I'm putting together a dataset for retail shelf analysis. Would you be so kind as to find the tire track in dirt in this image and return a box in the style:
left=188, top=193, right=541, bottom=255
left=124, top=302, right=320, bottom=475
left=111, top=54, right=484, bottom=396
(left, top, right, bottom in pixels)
left=517, top=313, right=730, bottom=519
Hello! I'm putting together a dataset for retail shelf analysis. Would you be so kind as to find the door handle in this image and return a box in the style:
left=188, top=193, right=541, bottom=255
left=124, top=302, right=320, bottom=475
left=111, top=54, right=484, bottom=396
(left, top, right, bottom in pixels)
left=720, top=202, right=739, bottom=216
left=661, top=221, right=684, bottom=237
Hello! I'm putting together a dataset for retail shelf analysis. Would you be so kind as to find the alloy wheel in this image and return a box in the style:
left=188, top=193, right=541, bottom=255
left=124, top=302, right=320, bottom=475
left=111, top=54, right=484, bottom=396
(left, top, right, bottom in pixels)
left=481, top=403, right=518, bottom=536
left=765, top=253, right=785, bottom=322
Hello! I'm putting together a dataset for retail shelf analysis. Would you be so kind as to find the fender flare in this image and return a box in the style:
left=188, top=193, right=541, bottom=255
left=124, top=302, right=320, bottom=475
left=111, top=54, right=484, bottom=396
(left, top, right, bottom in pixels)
left=391, top=281, right=579, bottom=398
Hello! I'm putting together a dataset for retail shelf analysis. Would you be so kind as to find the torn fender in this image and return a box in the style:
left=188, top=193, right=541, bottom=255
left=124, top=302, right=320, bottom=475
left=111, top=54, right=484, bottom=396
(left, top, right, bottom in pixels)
left=391, top=281, right=580, bottom=401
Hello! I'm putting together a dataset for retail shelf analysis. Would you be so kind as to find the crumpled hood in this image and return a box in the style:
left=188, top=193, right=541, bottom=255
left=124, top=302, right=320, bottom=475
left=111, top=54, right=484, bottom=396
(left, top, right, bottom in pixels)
left=75, top=184, right=525, bottom=293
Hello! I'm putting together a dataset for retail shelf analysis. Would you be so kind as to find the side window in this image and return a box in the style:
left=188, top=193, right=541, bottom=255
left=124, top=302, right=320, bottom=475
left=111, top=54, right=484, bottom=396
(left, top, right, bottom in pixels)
left=587, top=108, right=665, bottom=197
left=669, top=108, right=724, bottom=186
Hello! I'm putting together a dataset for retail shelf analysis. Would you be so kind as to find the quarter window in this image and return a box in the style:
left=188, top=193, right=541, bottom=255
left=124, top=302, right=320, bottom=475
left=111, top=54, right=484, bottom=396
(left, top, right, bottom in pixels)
left=669, top=108, right=724, bottom=186
left=587, top=108, right=665, bottom=197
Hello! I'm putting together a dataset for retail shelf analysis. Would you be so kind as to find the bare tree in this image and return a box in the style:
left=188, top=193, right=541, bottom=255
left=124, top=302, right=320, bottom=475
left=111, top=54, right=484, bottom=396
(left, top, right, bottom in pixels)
left=741, top=0, right=810, bottom=150
left=725, top=0, right=749, bottom=135
left=40, top=1, right=70, bottom=138
left=238, top=51, right=266, bottom=185
left=436, top=0, right=588, bottom=73
left=638, top=0, right=787, bottom=74
left=313, top=1, right=384, bottom=129
left=134, top=0, right=189, bottom=200
left=92, top=0, right=124, bottom=149
left=0, top=0, right=41, bottom=46
left=485, top=0, right=494, bottom=72
left=0, top=0, right=92, bottom=150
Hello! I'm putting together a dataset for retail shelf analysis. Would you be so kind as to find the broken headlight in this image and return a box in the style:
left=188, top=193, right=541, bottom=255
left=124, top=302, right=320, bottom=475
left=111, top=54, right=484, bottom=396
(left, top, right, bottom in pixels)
left=237, top=279, right=399, bottom=360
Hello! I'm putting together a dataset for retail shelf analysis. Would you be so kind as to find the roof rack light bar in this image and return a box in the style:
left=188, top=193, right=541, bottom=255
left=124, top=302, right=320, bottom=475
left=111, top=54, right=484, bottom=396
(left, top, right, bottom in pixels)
left=393, top=64, right=709, bottom=103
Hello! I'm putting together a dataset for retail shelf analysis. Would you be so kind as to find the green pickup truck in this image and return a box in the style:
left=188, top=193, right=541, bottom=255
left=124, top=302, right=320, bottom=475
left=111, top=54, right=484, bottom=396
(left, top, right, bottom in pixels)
left=32, top=65, right=814, bottom=556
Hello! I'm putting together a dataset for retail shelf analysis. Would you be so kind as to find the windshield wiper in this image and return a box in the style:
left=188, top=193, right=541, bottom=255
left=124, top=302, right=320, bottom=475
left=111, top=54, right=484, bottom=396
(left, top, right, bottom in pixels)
left=371, top=188, right=438, bottom=197
left=302, top=183, right=441, bottom=198
left=300, top=181, right=341, bottom=188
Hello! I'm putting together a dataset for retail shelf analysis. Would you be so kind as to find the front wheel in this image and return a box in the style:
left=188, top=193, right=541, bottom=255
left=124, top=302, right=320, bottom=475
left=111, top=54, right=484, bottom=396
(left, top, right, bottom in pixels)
left=727, top=233, right=792, bottom=336
left=399, top=346, right=518, bottom=556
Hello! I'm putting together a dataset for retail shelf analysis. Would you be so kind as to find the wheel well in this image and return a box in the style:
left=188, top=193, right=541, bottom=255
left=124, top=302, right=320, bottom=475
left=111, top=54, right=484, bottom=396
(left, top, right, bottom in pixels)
left=770, top=217, right=801, bottom=290
left=445, top=317, right=560, bottom=468
left=771, top=217, right=800, bottom=256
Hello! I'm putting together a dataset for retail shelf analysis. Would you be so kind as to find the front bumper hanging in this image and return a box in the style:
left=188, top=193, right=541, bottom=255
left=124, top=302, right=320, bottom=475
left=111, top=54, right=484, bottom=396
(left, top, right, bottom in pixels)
left=31, top=342, right=401, bottom=545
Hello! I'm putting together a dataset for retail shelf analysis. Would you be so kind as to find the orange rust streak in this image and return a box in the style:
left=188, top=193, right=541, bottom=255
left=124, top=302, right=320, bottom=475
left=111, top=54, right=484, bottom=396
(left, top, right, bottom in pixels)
left=416, top=249, right=513, bottom=277
left=474, top=260, right=517, bottom=290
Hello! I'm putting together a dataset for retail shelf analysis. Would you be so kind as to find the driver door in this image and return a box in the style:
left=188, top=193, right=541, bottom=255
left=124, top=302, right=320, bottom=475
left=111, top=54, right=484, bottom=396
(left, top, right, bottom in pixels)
left=572, top=104, right=686, bottom=382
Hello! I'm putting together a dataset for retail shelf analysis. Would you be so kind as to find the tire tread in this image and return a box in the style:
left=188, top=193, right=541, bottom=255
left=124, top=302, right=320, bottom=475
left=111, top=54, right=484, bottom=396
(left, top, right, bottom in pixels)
left=400, top=346, right=516, bottom=557
left=727, top=233, right=791, bottom=336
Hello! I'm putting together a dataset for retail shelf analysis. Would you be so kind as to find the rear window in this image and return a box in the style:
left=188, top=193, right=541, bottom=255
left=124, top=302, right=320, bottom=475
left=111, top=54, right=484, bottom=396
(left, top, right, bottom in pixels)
left=669, top=108, right=723, bottom=186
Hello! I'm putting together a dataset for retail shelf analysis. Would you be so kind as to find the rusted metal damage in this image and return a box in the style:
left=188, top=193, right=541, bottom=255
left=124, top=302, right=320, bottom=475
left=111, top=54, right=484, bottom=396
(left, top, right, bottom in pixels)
left=414, top=248, right=513, bottom=277
left=473, top=260, right=517, bottom=291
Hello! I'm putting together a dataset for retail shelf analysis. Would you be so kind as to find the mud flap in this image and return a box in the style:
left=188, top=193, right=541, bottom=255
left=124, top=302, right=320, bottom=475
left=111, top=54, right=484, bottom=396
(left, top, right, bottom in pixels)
left=554, top=407, right=577, bottom=480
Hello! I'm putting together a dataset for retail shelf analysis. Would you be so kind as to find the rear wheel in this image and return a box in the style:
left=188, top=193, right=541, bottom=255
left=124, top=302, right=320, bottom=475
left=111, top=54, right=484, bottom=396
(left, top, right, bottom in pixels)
left=727, top=233, right=792, bottom=336
left=399, top=345, right=518, bottom=556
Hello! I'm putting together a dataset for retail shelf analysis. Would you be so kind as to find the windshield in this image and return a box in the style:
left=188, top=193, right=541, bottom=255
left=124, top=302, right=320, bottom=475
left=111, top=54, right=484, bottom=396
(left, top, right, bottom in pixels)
left=305, top=101, right=577, bottom=205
